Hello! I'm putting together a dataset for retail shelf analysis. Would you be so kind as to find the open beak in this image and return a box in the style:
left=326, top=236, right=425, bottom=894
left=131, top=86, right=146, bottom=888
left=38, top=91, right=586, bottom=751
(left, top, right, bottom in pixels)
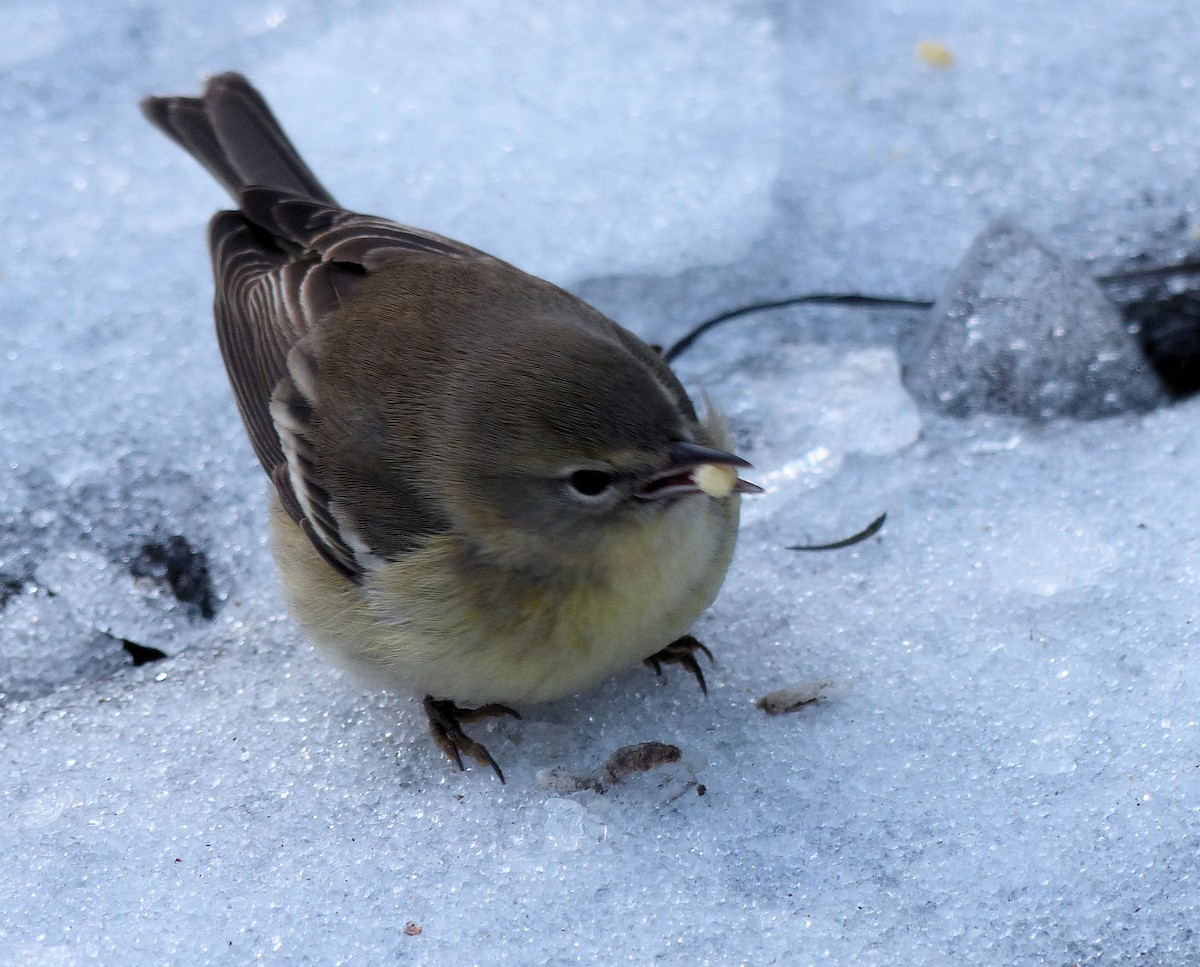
left=634, top=441, right=765, bottom=501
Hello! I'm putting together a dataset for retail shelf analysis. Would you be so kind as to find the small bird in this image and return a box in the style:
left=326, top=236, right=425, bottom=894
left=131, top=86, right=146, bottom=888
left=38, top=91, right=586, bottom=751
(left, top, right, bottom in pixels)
left=141, top=72, right=759, bottom=781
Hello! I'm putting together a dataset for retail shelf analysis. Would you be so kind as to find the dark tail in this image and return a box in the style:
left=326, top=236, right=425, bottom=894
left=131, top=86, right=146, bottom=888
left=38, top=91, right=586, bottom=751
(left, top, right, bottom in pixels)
left=141, top=72, right=336, bottom=205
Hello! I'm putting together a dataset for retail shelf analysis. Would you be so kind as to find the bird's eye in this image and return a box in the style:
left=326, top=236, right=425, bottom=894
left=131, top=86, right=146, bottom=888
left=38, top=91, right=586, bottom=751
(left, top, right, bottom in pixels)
left=565, top=468, right=616, bottom=498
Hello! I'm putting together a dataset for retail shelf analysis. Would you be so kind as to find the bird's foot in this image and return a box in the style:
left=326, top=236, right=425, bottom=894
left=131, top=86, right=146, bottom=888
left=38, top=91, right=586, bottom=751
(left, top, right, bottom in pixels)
left=422, top=696, right=521, bottom=783
left=643, top=634, right=714, bottom=695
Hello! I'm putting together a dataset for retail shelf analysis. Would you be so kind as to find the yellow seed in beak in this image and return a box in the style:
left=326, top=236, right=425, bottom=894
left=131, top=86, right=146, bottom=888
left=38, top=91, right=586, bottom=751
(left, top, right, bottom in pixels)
left=695, top=463, right=738, bottom=498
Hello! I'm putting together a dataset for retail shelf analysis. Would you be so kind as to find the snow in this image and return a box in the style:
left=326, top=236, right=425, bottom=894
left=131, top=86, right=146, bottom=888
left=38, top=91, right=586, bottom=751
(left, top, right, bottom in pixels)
left=3, top=1, right=1200, bottom=964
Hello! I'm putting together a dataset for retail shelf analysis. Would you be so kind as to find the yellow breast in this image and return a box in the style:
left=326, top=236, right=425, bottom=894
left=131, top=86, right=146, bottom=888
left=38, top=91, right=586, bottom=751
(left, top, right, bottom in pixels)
left=271, top=492, right=739, bottom=706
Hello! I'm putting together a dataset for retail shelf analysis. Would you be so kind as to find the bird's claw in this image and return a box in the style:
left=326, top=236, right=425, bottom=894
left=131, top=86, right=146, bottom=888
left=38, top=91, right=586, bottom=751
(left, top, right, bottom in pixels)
left=643, top=634, right=714, bottom=695
left=422, top=696, right=521, bottom=783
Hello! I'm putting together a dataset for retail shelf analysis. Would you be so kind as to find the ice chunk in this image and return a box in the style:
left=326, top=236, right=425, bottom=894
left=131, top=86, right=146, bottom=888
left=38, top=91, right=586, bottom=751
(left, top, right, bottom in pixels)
left=903, top=219, right=1169, bottom=419
left=679, top=332, right=921, bottom=499
left=0, top=583, right=129, bottom=701
left=0, top=547, right=210, bottom=701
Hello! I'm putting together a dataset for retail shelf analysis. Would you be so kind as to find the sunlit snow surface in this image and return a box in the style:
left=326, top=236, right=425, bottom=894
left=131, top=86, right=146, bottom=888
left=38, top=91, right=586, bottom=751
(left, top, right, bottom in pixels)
left=2, top=2, right=1199, bottom=964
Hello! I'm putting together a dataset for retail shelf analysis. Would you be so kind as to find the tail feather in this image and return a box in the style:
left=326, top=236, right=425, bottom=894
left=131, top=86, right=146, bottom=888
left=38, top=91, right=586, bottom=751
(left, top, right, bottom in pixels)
left=141, top=71, right=336, bottom=205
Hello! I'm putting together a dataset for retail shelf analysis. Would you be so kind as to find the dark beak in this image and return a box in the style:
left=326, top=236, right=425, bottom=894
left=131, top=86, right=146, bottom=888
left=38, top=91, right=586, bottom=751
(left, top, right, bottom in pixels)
left=634, top=441, right=765, bottom=500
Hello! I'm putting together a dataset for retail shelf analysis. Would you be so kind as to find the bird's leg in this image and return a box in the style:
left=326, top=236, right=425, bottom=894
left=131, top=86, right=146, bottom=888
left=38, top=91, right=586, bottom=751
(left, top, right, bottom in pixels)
left=422, top=696, right=521, bottom=783
left=642, top=634, right=715, bottom=695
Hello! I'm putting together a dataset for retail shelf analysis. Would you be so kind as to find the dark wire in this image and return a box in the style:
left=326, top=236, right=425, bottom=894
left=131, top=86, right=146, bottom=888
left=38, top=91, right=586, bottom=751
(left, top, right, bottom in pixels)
left=1096, top=258, right=1200, bottom=285
left=662, top=255, right=1200, bottom=365
left=662, top=294, right=935, bottom=363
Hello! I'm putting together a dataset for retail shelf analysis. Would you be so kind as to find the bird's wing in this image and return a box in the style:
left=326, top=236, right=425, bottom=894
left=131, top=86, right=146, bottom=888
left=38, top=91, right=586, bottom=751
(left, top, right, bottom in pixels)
left=210, top=192, right=487, bottom=580
left=237, top=186, right=480, bottom=265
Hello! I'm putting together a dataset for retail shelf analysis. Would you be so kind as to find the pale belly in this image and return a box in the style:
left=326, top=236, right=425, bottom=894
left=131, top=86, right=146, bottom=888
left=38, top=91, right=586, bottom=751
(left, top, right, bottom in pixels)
left=270, top=493, right=740, bottom=706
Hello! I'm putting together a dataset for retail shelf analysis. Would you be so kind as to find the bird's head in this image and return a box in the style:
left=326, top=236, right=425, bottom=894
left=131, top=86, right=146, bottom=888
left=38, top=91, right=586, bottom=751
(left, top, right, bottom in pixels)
left=439, top=315, right=760, bottom=577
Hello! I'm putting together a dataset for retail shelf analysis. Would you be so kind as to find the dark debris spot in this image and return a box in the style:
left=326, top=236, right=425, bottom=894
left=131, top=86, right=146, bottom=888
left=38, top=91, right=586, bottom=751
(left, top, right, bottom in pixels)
left=129, top=535, right=216, bottom=619
left=536, top=742, right=690, bottom=795
left=0, top=573, right=26, bottom=610
left=755, top=681, right=834, bottom=715
left=1123, top=290, right=1200, bottom=398
left=122, top=638, right=168, bottom=666
left=1100, top=251, right=1200, bottom=399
